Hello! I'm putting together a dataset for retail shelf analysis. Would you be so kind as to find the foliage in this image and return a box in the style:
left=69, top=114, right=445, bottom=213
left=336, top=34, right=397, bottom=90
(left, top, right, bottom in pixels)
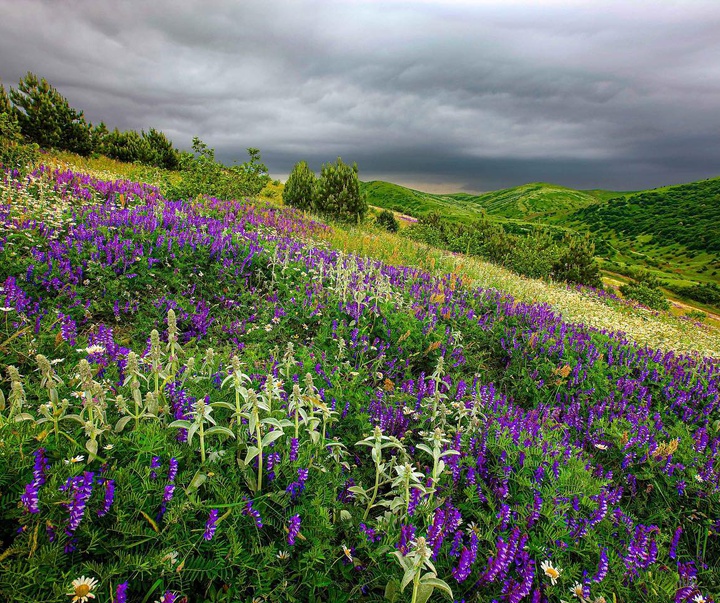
left=315, top=157, right=367, bottom=223
left=404, top=213, right=603, bottom=287
left=165, top=138, right=269, bottom=202
left=620, top=270, right=670, bottom=310
left=672, top=282, right=720, bottom=307
left=0, top=161, right=719, bottom=603
left=9, top=72, right=94, bottom=156
left=376, top=209, right=400, bottom=233
left=0, top=111, right=39, bottom=172
left=100, top=127, right=180, bottom=170
left=282, top=160, right=316, bottom=211
left=574, top=178, right=720, bottom=253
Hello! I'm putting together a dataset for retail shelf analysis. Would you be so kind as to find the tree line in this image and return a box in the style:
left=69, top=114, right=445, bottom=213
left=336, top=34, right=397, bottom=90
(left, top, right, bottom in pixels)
left=0, top=72, right=270, bottom=200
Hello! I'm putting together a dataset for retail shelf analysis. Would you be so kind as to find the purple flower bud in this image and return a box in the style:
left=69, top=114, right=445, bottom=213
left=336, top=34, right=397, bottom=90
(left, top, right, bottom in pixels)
left=289, top=437, right=299, bottom=461
left=97, top=479, right=115, bottom=517
left=115, top=581, right=128, bottom=603
left=242, top=499, right=263, bottom=528
left=203, top=509, right=219, bottom=541
left=287, top=514, right=301, bottom=546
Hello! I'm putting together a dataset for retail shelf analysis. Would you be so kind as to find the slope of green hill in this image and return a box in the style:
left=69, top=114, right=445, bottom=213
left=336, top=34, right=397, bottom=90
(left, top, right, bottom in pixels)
left=361, top=179, right=623, bottom=224
left=468, top=182, right=618, bottom=221
left=572, top=177, right=720, bottom=253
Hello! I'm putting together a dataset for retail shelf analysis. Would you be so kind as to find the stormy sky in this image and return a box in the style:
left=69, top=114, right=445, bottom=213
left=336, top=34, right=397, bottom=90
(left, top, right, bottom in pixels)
left=1, top=0, right=719, bottom=193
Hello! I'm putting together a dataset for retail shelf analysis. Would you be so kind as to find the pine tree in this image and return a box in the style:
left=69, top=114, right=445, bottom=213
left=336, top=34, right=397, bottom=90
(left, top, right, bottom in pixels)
left=10, top=72, right=93, bottom=155
left=315, top=157, right=366, bottom=223
left=282, top=160, right=316, bottom=211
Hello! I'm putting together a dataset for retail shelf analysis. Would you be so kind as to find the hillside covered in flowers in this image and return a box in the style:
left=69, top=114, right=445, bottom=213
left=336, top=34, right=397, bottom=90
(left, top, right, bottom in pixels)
left=0, top=162, right=718, bottom=602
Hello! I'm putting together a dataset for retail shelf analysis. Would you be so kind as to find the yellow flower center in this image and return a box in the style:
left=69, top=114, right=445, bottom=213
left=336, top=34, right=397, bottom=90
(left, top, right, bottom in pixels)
left=75, top=585, right=90, bottom=597
left=545, top=567, right=560, bottom=580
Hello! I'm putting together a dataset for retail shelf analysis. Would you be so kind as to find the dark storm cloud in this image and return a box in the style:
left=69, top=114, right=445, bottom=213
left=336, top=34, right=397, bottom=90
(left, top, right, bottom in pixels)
left=1, top=0, right=719, bottom=191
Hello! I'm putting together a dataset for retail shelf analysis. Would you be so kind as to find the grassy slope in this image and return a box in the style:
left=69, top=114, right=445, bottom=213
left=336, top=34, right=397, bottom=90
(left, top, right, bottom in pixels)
left=362, top=176, right=720, bottom=300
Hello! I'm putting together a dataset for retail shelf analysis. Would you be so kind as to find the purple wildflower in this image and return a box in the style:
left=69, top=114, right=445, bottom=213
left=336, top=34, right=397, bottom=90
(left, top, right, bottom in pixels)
left=286, top=468, right=309, bottom=500
left=158, top=592, right=177, bottom=603
left=97, top=479, right=115, bottom=517
left=287, top=514, right=301, bottom=546
left=204, top=509, right=219, bottom=541
left=167, top=458, right=178, bottom=482
left=150, top=456, right=161, bottom=480
left=397, top=524, right=416, bottom=555
left=66, top=472, right=94, bottom=532
left=115, top=581, right=128, bottom=603
left=289, top=437, right=299, bottom=462
left=593, top=547, right=609, bottom=583
left=242, top=499, right=263, bottom=528
left=20, top=481, right=41, bottom=514
left=669, top=527, right=682, bottom=560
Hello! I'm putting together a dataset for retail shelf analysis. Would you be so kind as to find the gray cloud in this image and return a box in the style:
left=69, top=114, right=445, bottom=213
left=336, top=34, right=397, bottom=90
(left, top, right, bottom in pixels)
left=1, top=0, right=719, bottom=191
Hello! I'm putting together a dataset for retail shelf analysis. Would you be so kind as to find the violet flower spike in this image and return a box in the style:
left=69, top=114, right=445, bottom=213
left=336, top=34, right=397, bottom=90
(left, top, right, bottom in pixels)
left=115, top=581, right=128, bottom=603
left=287, top=514, right=301, bottom=546
left=203, top=509, right=219, bottom=541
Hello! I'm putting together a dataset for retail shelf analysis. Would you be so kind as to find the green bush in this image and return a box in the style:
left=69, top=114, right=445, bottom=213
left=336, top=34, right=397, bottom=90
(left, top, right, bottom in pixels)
left=0, top=111, right=39, bottom=172
left=282, top=160, right=316, bottom=211
left=620, top=279, right=670, bottom=310
left=9, top=72, right=93, bottom=156
left=315, top=157, right=366, bottom=223
left=165, top=138, right=269, bottom=201
left=376, top=209, right=399, bottom=232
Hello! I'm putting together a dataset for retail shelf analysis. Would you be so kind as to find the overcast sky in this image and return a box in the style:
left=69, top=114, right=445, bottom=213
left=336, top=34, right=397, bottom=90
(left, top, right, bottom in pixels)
left=1, top=0, right=719, bottom=192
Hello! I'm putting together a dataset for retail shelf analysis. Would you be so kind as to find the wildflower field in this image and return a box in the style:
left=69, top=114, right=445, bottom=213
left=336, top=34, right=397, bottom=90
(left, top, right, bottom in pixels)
left=1, top=162, right=719, bottom=603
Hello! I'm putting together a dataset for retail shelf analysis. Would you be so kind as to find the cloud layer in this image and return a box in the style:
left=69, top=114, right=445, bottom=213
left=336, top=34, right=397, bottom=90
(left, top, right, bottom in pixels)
left=1, top=0, right=719, bottom=191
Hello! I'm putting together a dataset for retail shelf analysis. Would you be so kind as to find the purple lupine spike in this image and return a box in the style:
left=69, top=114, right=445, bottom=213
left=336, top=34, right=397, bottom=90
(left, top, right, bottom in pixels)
left=397, top=523, right=416, bottom=555
left=242, top=499, right=263, bottom=528
left=450, top=529, right=464, bottom=557
left=593, top=547, right=609, bottom=583
left=66, top=471, right=94, bottom=532
left=286, top=468, right=309, bottom=500
left=167, top=457, right=178, bottom=482
left=669, top=527, right=682, bottom=560
left=115, top=581, right=128, bottom=603
left=20, top=481, right=41, bottom=514
left=203, top=509, right=219, bottom=541
left=408, top=487, right=421, bottom=516
left=97, top=479, right=115, bottom=517
left=287, top=514, right=301, bottom=546
left=289, top=438, right=300, bottom=462
left=150, top=456, right=161, bottom=480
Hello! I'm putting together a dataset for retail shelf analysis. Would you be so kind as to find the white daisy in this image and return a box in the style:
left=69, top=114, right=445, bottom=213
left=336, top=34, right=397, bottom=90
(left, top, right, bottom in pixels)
left=63, top=455, right=85, bottom=465
left=693, top=595, right=707, bottom=603
left=570, top=581, right=585, bottom=599
left=67, top=575, right=98, bottom=602
left=541, top=560, right=562, bottom=585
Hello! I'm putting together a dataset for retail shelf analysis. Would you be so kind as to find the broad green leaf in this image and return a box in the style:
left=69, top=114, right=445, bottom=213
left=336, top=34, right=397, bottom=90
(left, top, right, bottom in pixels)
left=205, top=425, right=235, bottom=439
left=261, top=430, right=284, bottom=447
left=115, top=415, right=134, bottom=433
left=420, top=576, right=453, bottom=598
left=244, top=445, right=260, bottom=465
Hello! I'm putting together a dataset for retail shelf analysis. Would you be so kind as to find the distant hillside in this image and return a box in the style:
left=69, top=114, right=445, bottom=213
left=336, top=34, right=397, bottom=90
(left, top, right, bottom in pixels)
left=362, top=175, right=720, bottom=293
left=572, top=177, right=720, bottom=253
left=360, top=180, right=486, bottom=222
left=361, top=179, right=620, bottom=223
left=468, top=182, right=619, bottom=221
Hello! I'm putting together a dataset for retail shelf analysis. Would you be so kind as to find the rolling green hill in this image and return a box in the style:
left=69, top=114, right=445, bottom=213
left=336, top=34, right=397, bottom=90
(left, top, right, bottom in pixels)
left=361, top=179, right=622, bottom=223
left=362, top=175, right=720, bottom=301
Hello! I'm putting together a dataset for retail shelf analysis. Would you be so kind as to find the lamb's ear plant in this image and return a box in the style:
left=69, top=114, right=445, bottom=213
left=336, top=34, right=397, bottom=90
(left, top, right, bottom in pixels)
left=219, top=355, right=251, bottom=459
left=164, top=309, right=184, bottom=381
left=416, top=428, right=459, bottom=506
left=34, top=354, right=83, bottom=440
left=168, top=396, right=235, bottom=463
left=388, top=462, right=427, bottom=520
left=115, top=350, right=155, bottom=433
left=76, top=358, right=110, bottom=459
left=391, top=536, right=453, bottom=603
left=352, top=426, right=404, bottom=520
left=5, top=365, right=33, bottom=423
